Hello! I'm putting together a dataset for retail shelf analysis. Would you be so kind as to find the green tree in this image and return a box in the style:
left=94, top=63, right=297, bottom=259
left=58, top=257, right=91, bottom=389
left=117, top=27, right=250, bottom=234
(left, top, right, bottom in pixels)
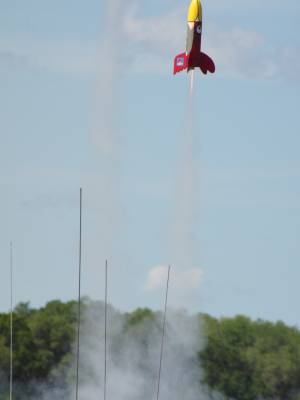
left=200, top=316, right=300, bottom=400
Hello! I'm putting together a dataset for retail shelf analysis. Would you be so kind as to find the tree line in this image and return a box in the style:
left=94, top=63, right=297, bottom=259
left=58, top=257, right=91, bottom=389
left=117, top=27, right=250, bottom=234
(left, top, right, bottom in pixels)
left=0, top=299, right=299, bottom=400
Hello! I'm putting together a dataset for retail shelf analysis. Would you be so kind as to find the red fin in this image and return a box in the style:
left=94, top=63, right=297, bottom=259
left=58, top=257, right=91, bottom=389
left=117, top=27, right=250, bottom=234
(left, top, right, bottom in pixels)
left=199, top=52, right=215, bottom=74
left=173, top=53, right=188, bottom=75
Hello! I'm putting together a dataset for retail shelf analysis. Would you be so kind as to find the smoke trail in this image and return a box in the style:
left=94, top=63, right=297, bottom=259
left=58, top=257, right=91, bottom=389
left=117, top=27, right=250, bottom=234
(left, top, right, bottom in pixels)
left=93, top=1, right=122, bottom=155
left=168, top=73, right=201, bottom=289
left=86, top=0, right=124, bottom=267
left=190, top=70, right=195, bottom=95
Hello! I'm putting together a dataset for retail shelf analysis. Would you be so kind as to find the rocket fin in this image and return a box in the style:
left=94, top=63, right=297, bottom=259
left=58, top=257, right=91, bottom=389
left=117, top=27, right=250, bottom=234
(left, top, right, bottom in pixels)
left=199, top=52, right=215, bottom=74
left=173, top=53, right=188, bottom=75
left=188, top=51, right=215, bottom=74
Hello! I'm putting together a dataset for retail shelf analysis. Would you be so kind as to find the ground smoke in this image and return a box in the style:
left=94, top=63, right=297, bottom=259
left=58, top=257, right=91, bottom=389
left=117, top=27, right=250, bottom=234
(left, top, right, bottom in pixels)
left=71, top=302, right=206, bottom=400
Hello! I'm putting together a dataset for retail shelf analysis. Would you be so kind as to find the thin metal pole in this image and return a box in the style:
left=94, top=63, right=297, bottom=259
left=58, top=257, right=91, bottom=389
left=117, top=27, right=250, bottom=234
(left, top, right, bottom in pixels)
left=104, top=260, right=108, bottom=400
left=156, top=266, right=171, bottom=400
left=75, top=188, right=82, bottom=400
left=9, top=242, right=13, bottom=400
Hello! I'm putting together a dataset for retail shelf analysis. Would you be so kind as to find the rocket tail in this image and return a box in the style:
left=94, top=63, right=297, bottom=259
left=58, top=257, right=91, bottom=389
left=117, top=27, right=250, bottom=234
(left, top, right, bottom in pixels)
left=199, top=52, right=215, bottom=74
left=173, top=51, right=215, bottom=75
left=188, top=52, right=216, bottom=75
left=188, top=51, right=215, bottom=74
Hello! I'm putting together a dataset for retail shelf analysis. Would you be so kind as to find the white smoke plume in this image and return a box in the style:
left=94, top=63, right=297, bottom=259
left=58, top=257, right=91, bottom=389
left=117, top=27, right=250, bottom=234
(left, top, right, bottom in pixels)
left=69, top=301, right=207, bottom=400
left=145, top=265, right=203, bottom=292
left=21, top=303, right=212, bottom=400
left=33, top=2, right=208, bottom=400
left=167, top=80, right=202, bottom=296
left=85, top=0, right=124, bottom=269
left=93, top=1, right=122, bottom=155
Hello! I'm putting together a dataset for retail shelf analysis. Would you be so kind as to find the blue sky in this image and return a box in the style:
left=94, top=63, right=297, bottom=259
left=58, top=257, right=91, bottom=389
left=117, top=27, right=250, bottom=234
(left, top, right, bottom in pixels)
left=0, top=0, right=299, bottom=327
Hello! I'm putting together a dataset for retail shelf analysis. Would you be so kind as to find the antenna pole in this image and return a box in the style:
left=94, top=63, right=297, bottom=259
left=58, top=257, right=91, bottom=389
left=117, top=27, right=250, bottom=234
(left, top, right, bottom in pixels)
left=104, top=260, right=108, bottom=400
left=75, top=188, right=83, bottom=400
left=156, top=265, right=171, bottom=400
left=9, top=242, right=13, bottom=400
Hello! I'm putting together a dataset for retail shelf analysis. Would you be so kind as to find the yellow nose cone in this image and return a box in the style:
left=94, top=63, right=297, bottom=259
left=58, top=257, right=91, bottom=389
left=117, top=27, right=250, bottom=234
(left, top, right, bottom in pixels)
left=187, top=0, right=202, bottom=23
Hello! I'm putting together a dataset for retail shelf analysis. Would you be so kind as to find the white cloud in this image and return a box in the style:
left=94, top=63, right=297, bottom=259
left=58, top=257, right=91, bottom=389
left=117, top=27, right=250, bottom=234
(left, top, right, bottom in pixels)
left=0, top=36, right=97, bottom=77
left=145, top=265, right=204, bottom=292
left=1, top=2, right=299, bottom=82
left=208, top=0, right=285, bottom=10
left=205, top=24, right=276, bottom=80
left=122, top=4, right=300, bottom=81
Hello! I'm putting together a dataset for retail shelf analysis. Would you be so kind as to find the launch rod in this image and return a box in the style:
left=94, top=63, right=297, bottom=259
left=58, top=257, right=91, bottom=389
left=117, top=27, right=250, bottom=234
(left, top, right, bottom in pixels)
left=75, top=188, right=83, bottom=400
left=156, top=266, right=171, bottom=400
left=9, top=242, right=13, bottom=400
left=104, top=260, right=108, bottom=400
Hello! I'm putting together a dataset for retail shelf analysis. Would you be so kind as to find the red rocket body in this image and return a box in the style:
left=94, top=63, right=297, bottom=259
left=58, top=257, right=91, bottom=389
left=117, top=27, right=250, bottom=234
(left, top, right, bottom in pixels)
left=173, top=21, right=215, bottom=75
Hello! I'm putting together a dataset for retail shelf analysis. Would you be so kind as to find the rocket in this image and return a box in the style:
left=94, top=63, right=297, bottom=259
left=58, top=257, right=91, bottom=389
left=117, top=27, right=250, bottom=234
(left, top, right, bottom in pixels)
left=173, top=0, right=215, bottom=75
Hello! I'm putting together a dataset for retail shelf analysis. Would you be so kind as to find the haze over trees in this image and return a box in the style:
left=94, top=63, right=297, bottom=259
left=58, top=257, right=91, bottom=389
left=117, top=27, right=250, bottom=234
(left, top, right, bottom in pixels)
left=0, top=299, right=299, bottom=400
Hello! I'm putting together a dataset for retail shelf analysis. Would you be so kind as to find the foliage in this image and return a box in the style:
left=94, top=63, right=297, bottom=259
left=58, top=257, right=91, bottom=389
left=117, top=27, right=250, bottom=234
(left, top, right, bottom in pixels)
left=0, top=300, right=300, bottom=400
left=200, top=315, right=300, bottom=400
left=0, top=300, right=77, bottom=398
